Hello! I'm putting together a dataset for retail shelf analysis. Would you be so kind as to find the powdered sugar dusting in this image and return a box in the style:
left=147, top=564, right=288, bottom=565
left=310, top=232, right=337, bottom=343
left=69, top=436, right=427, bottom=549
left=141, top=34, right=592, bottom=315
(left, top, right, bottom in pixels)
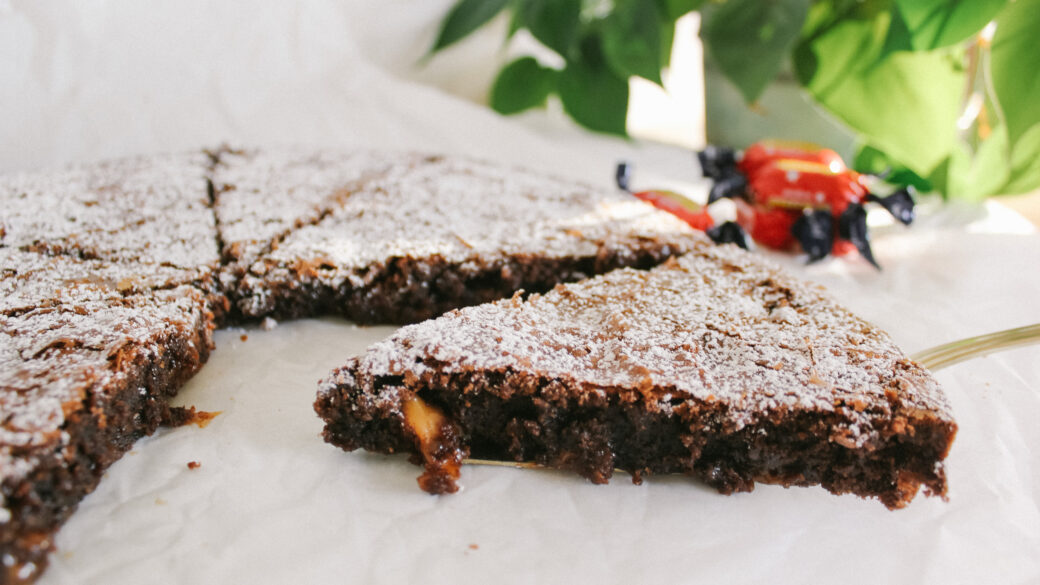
left=212, top=147, right=429, bottom=267
left=237, top=156, right=699, bottom=307
left=1, top=147, right=953, bottom=546
left=0, top=283, right=209, bottom=487
left=0, top=153, right=218, bottom=269
left=1, top=245, right=212, bottom=494
left=279, top=156, right=693, bottom=267
left=1, top=248, right=203, bottom=315
left=345, top=243, right=952, bottom=443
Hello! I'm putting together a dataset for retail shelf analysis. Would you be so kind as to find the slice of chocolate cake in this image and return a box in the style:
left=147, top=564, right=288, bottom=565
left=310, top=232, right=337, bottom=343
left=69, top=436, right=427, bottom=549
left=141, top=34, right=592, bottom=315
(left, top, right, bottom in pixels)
left=0, top=249, right=206, bottom=316
left=0, top=152, right=221, bottom=295
left=0, top=251, right=216, bottom=583
left=316, top=239, right=957, bottom=509
left=209, top=147, right=428, bottom=270
left=230, top=155, right=702, bottom=323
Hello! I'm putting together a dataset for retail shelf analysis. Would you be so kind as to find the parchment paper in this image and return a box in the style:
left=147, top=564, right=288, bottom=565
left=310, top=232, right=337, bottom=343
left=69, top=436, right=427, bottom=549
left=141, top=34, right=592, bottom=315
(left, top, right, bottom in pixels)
left=1, top=2, right=1037, bottom=583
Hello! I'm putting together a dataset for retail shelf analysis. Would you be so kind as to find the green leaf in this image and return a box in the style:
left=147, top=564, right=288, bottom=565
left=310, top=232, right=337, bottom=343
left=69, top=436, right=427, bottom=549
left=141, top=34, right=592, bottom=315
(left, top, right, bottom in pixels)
left=558, top=35, right=630, bottom=136
left=879, top=4, right=915, bottom=58
left=703, top=0, right=810, bottom=103
left=430, top=0, right=510, bottom=54
left=894, top=0, right=1006, bottom=50
left=991, top=0, right=1040, bottom=147
left=659, top=12, right=676, bottom=70
left=926, top=156, right=951, bottom=196
left=507, top=2, right=524, bottom=39
left=657, top=0, right=705, bottom=20
left=793, top=5, right=890, bottom=96
left=490, top=57, right=558, bottom=115
left=852, top=143, right=935, bottom=192
left=518, top=0, right=582, bottom=56
left=948, top=127, right=1011, bottom=201
left=795, top=0, right=915, bottom=85
left=794, top=10, right=963, bottom=177
left=1001, top=122, right=1040, bottom=195
left=602, top=0, right=665, bottom=85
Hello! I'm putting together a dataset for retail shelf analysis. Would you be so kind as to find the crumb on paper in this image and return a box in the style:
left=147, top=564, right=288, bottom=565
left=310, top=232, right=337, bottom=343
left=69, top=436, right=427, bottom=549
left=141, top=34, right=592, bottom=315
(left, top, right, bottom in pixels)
left=260, top=316, right=278, bottom=331
left=240, top=333, right=248, bottom=342
left=155, top=498, right=166, bottom=505
left=163, top=406, right=222, bottom=428
left=187, top=461, right=201, bottom=470
left=468, top=544, right=478, bottom=551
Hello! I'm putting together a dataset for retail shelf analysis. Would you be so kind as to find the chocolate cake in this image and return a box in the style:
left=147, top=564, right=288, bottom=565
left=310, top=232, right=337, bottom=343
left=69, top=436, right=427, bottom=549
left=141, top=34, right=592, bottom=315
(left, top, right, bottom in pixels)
left=209, top=147, right=427, bottom=271
left=0, top=250, right=215, bottom=584
left=0, top=153, right=219, bottom=275
left=315, top=239, right=957, bottom=509
left=227, top=155, right=700, bottom=323
left=0, top=148, right=704, bottom=582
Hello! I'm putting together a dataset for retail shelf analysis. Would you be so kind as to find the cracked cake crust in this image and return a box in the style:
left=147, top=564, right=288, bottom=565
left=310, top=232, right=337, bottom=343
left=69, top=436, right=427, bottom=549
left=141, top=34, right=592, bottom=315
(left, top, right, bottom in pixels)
left=0, top=153, right=219, bottom=274
left=0, top=260, right=215, bottom=583
left=221, top=154, right=701, bottom=323
left=0, top=148, right=703, bottom=583
left=315, top=243, right=956, bottom=509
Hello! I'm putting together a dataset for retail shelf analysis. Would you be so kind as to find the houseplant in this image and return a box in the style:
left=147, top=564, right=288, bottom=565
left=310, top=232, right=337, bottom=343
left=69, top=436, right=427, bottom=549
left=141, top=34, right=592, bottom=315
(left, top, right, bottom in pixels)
left=428, top=0, right=1040, bottom=201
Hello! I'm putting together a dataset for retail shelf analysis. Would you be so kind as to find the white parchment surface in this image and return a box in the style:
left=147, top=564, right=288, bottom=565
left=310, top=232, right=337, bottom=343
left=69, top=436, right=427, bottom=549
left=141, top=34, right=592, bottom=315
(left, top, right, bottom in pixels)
left=1, top=2, right=1037, bottom=583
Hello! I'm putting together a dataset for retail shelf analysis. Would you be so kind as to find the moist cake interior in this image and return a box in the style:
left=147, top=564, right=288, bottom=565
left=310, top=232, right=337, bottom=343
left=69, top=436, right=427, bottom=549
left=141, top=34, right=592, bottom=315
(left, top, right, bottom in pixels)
left=315, top=245, right=956, bottom=509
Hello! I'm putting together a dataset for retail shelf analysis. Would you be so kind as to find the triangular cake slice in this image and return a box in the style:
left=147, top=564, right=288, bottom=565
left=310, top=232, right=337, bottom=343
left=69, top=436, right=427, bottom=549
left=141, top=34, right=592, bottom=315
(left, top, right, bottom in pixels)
left=209, top=147, right=429, bottom=271
left=230, top=155, right=702, bottom=324
left=0, top=153, right=225, bottom=323
left=0, top=153, right=219, bottom=275
left=0, top=249, right=206, bottom=316
left=1, top=249, right=216, bottom=582
left=316, top=239, right=957, bottom=509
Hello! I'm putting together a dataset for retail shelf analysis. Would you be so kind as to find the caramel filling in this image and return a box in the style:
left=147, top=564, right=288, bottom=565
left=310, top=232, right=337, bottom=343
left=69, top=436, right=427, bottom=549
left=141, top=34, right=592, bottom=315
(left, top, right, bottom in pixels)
left=402, top=396, right=445, bottom=447
left=401, top=396, right=465, bottom=493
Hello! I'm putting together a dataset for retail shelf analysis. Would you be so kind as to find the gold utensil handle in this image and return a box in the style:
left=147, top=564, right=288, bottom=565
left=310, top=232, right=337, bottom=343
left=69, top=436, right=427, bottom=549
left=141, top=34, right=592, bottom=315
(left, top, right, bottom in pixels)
left=911, top=323, right=1040, bottom=371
